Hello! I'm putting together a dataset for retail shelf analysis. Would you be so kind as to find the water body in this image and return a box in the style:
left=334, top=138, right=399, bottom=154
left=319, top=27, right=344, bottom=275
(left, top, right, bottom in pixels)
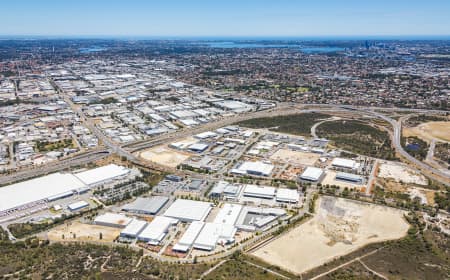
left=201, top=41, right=345, bottom=53
left=79, top=47, right=107, bottom=53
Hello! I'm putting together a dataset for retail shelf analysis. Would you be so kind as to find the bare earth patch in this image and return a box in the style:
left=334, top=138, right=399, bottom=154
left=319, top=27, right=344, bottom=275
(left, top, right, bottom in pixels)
left=270, top=149, right=320, bottom=166
left=378, top=161, right=427, bottom=185
left=321, top=170, right=365, bottom=190
left=47, top=221, right=121, bottom=242
left=404, top=121, right=450, bottom=142
left=138, top=145, right=192, bottom=168
left=252, top=196, right=409, bottom=275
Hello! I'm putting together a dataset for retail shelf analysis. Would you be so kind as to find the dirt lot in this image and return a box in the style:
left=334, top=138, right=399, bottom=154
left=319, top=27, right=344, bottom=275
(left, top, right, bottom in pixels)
left=270, top=149, right=320, bottom=166
left=321, top=170, right=365, bottom=190
left=47, top=221, right=121, bottom=243
left=377, top=161, right=427, bottom=185
left=403, top=121, right=450, bottom=142
left=252, top=196, right=409, bottom=275
left=137, top=145, right=192, bottom=168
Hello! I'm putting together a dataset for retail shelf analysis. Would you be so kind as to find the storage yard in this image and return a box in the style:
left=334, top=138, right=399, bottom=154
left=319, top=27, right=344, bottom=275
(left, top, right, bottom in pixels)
left=252, top=196, right=409, bottom=275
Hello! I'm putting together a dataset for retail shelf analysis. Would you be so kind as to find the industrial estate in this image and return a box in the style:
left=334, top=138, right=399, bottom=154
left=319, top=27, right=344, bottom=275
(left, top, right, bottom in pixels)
left=0, top=30, right=449, bottom=280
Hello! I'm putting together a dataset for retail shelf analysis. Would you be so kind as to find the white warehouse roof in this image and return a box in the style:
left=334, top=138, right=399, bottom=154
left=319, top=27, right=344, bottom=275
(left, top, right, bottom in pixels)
left=94, top=213, right=132, bottom=228
left=331, top=158, right=360, bottom=170
left=163, top=199, right=212, bottom=222
left=276, top=188, right=300, bottom=203
left=213, top=203, right=243, bottom=225
left=137, top=216, right=178, bottom=245
left=232, top=161, right=274, bottom=176
left=120, top=219, right=147, bottom=238
left=0, top=172, right=86, bottom=213
left=300, top=167, right=324, bottom=182
left=243, top=184, right=276, bottom=199
left=74, top=164, right=130, bottom=186
left=173, top=221, right=205, bottom=252
left=193, top=223, right=237, bottom=251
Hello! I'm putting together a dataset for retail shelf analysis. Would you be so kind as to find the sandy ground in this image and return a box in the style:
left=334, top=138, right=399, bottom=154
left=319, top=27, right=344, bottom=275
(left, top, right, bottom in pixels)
left=47, top=221, right=121, bottom=243
left=321, top=170, right=365, bottom=190
left=252, top=196, right=409, bottom=275
left=378, top=162, right=427, bottom=185
left=270, top=149, right=320, bottom=166
left=138, top=145, right=192, bottom=168
left=404, top=121, right=450, bottom=142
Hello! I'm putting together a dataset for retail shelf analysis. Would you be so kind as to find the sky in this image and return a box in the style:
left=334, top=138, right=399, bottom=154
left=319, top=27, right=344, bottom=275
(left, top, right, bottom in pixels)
left=1, top=0, right=450, bottom=37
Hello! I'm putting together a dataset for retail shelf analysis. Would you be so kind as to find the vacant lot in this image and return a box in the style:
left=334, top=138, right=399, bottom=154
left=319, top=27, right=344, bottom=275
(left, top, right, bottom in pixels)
left=270, top=149, right=320, bottom=166
left=404, top=121, right=450, bottom=142
left=47, top=221, right=121, bottom=242
left=252, top=196, right=409, bottom=275
left=138, top=145, right=192, bottom=168
left=237, top=113, right=330, bottom=136
left=321, top=170, right=365, bottom=190
left=378, top=161, right=427, bottom=185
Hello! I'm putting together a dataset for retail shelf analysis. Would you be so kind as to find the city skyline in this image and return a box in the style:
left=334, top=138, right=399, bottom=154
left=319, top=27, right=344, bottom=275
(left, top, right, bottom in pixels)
left=1, top=0, right=450, bottom=37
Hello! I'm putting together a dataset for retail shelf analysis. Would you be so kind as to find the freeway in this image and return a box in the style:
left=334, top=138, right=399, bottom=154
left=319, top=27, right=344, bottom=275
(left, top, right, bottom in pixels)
left=0, top=149, right=110, bottom=185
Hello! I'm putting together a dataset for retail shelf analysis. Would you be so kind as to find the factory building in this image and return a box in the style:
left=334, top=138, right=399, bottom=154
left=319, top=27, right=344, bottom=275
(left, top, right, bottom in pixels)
left=172, top=221, right=205, bottom=252
left=74, top=164, right=131, bottom=187
left=276, top=188, right=300, bottom=203
left=121, top=196, right=169, bottom=215
left=331, top=158, right=360, bottom=170
left=335, top=172, right=364, bottom=183
left=243, top=185, right=276, bottom=199
left=67, top=200, right=89, bottom=212
left=163, top=199, right=212, bottom=222
left=299, top=167, right=325, bottom=182
left=137, top=216, right=178, bottom=245
left=94, top=213, right=132, bottom=228
left=231, top=161, right=274, bottom=177
left=193, top=223, right=237, bottom=251
left=120, top=219, right=148, bottom=238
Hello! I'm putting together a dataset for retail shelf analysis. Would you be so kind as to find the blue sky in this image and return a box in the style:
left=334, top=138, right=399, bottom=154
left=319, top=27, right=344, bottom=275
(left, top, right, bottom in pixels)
left=1, top=0, right=449, bottom=37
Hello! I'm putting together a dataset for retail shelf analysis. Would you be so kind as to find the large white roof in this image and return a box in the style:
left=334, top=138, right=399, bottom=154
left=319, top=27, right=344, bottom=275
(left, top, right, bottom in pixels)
left=174, top=221, right=205, bottom=251
left=0, top=172, right=86, bottom=213
left=213, top=203, right=243, bottom=225
left=234, top=161, right=274, bottom=176
left=94, top=213, right=132, bottom=227
left=300, top=167, right=324, bottom=181
left=163, top=199, right=212, bottom=222
left=331, top=158, right=359, bottom=169
left=276, top=188, right=300, bottom=203
left=138, top=216, right=177, bottom=242
left=243, top=184, right=276, bottom=198
left=74, top=164, right=130, bottom=186
left=120, top=219, right=147, bottom=237
left=193, top=223, right=236, bottom=250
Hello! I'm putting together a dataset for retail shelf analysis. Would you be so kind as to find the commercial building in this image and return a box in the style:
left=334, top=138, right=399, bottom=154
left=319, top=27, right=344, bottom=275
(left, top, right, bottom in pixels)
left=231, top=161, right=274, bottom=177
left=276, top=188, right=300, bottom=203
left=209, top=181, right=242, bottom=200
left=243, top=185, right=276, bottom=199
left=188, top=143, right=209, bottom=153
left=331, top=158, right=360, bottom=170
left=68, top=201, right=89, bottom=212
left=173, top=221, right=205, bottom=252
left=335, top=172, right=364, bottom=183
left=193, top=223, right=237, bottom=251
left=94, top=213, right=132, bottom=228
left=0, top=172, right=86, bottom=214
left=213, top=203, right=243, bottom=225
left=163, top=199, right=212, bottom=222
left=121, top=196, right=169, bottom=215
left=300, top=167, right=324, bottom=182
left=74, top=164, right=130, bottom=187
left=137, top=216, right=178, bottom=245
left=120, top=219, right=148, bottom=238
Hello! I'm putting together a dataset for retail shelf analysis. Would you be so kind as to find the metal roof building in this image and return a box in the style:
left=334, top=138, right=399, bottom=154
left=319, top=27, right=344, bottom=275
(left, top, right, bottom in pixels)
left=300, top=167, right=324, bottom=182
left=121, top=196, right=169, bottom=215
left=243, top=184, right=276, bottom=199
left=276, top=188, right=300, bottom=203
left=213, top=203, right=243, bottom=225
left=163, top=199, right=212, bottom=222
left=0, top=172, right=86, bottom=213
left=94, top=213, right=132, bottom=228
left=231, top=161, right=274, bottom=177
left=173, top=221, right=205, bottom=252
left=335, top=172, right=364, bottom=183
left=137, top=216, right=178, bottom=245
left=193, top=223, right=237, bottom=251
left=74, top=164, right=130, bottom=187
left=68, top=200, right=89, bottom=212
left=331, top=158, right=360, bottom=170
left=120, top=219, right=148, bottom=238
